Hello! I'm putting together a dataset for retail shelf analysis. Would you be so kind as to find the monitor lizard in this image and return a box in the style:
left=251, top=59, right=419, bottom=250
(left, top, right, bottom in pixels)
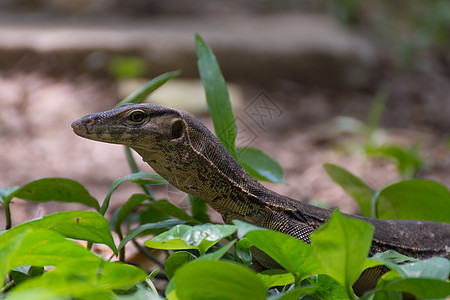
left=72, top=103, right=450, bottom=295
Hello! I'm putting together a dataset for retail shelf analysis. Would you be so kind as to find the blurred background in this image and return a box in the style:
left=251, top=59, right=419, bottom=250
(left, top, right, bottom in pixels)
left=1, top=0, right=449, bottom=228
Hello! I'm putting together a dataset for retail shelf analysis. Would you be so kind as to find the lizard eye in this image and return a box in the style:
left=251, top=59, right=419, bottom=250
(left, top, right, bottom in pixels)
left=128, top=110, right=146, bottom=124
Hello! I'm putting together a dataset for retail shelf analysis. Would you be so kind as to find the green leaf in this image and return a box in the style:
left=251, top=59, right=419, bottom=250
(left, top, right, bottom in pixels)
left=382, top=257, right=450, bottom=281
left=165, top=251, right=197, bottom=280
left=10, top=259, right=146, bottom=299
left=366, top=250, right=418, bottom=276
left=145, top=224, right=236, bottom=255
left=311, top=210, right=374, bottom=298
left=235, top=238, right=253, bottom=267
left=323, top=163, right=377, bottom=217
left=376, top=179, right=450, bottom=222
left=117, top=70, right=181, bottom=106
left=400, top=257, right=449, bottom=279
left=0, top=210, right=117, bottom=255
left=3, top=288, right=68, bottom=300
left=112, top=194, right=150, bottom=233
left=109, top=55, right=148, bottom=79
left=363, top=257, right=450, bottom=299
left=369, top=145, right=423, bottom=179
left=118, top=219, right=185, bottom=251
left=49, top=210, right=117, bottom=253
left=237, top=147, right=284, bottom=183
left=0, top=229, right=99, bottom=284
left=314, top=274, right=348, bottom=300
left=233, top=219, right=266, bottom=239
left=10, top=266, right=44, bottom=285
left=195, top=34, right=237, bottom=158
left=2, top=178, right=99, bottom=210
left=101, top=172, right=167, bottom=215
left=376, top=278, right=450, bottom=299
left=273, top=286, right=317, bottom=300
left=189, top=195, right=210, bottom=223
left=142, top=200, right=199, bottom=224
left=256, top=269, right=294, bottom=289
left=197, top=239, right=236, bottom=261
left=174, top=260, right=266, bottom=300
left=245, top=230, right=323, bottom=282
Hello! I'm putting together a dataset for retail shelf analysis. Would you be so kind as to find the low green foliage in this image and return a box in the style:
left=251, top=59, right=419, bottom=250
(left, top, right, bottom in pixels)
left=324, top=163, right=450, bottom=222
left=334, top=89, right=425, bottom=180
left=1, top=35, right=449, bottom=299
left=109, top=55, right=148, bottom=79
left=195, top=34, right=284, bottom=184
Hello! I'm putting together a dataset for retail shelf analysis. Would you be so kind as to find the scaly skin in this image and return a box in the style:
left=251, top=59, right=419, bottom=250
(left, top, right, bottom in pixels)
left=72, top=104, right=450, bottom=294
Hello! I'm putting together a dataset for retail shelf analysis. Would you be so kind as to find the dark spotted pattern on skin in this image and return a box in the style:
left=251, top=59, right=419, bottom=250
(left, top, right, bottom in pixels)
left=72, top=103, right=450, bottom=295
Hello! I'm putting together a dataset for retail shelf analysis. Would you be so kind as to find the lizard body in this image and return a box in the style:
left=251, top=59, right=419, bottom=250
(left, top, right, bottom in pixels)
left=72, top=104, right=450, bottom=294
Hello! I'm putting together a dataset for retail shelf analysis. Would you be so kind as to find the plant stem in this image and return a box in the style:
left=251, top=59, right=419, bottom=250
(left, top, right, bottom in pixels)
left=4, top=203, right=11, bottom=230
left=125, top=146, right=155, bottom=200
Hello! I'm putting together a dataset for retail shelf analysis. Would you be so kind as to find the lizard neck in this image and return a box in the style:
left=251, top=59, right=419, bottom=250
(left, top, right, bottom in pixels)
left=132, top=135, right=275, bottom=222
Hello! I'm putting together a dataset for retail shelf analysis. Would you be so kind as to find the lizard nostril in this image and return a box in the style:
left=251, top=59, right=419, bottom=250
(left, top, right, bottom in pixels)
left=84, top=117, right=94, bottom=125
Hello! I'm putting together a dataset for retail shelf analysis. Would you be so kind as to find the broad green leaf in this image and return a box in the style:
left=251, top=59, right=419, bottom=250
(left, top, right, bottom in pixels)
left=117, top=285, right=164, bottom=300
left=371, top=250, right=418, bottom=265
left=365, top=250, right=418, bottom=276
left=145, top=224, right=236, bottom=255
left=256, top=269, right=294, bottom=289
left=189, top=195, right=210, bottom=223
left=59, top=260, right=147, bottom=290
left=376, top=179, right=450, bottom=222
left=323, top=163, right=376, bottom=217
left=369, top=145, right=423, bottom=179
left=314, top=274, right=347, bottom=300
left=196, top=239, right=236, bottom=261
left=109, top=55, right=148, bottom=79
left=399, top=257, right=449, bottom=279
left=235, top=238, right=253, bottom=267
left=237, top=147, right=284, bottom=183
left=139, top=205, right=171, bottom=224
left=118, top=219, right=185, bottom=251
left=101, top=172, right=167, bottom=215
left=1, top=210, right=117, bottom=255
left=2, top=178, right=99, bottom=210
left=233, top=219, right=266, bottom=239
left=245, top=230, right=323, bottom=281
left=3, top=288, right=68, bottom=300
left=117, top=70, right=181, bottom=106
left=311, top=210, right=374, bottom=296
left=165, top=251, right=197, bottom=280
left=111, top=194, right=150, bottom=233
left=9, top=266, right=43, bottom=285
left=0, top=229, right=98, bottom=283
left=174, top=260, right=266, bottom=300
left=142, top=200, right=199, bottom=224
left=0, top=230, right=27, bottom=285
left=10, top=259, right=146, bottom=299
left=382, top=257, right=449, bottom=281
left=375, top=278, right=450, bottom=299
left=272, top=286, right=317, bottom=300
left=195, top=34, right=237, bottom=158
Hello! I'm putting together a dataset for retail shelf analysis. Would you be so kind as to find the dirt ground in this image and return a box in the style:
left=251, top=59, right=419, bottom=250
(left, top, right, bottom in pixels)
left=1, top=66, right=450, bottom=230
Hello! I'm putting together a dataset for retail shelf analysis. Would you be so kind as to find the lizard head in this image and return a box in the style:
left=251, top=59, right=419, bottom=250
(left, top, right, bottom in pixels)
left=72, top=103, right=260, bottom=203
left=71, top=103, right=190, bottom=152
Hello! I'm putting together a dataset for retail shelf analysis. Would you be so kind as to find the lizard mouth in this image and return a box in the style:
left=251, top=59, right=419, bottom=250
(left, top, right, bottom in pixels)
left=71, top=119, right=90, bottom=137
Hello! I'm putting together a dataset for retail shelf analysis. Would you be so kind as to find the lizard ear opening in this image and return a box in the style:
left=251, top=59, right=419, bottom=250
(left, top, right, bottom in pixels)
left=171, top=119, right=185, bottom=140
